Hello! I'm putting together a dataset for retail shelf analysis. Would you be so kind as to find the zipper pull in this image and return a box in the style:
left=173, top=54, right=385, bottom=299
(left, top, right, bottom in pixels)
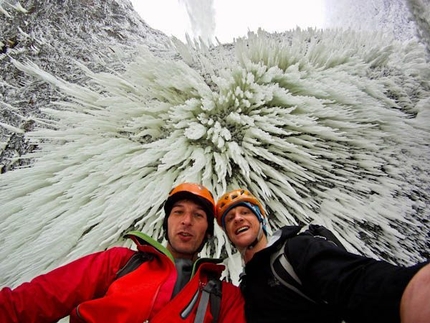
left=180, top=289, right=200, bottom=319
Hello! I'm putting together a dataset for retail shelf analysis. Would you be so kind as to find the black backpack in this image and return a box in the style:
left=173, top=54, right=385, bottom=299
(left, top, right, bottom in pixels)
left=116, top=234, right=222, bottom=323
left=269, top=224, right=347, bottom=303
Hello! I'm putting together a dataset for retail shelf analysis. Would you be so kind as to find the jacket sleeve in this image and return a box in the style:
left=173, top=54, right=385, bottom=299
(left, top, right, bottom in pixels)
left=0, top=247, right=135, bottom=323
left=287, top=235, right=428, bottom=323
left=218, top=281, right=246, bottom=322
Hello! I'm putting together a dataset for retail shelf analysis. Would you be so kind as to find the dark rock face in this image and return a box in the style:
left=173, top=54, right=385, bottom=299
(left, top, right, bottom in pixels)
left=0, top=0, right=170, bottom=172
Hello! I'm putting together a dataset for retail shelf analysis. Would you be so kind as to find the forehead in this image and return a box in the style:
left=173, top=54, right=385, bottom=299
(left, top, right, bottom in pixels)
left=226, top=205, right=252, bottom=215
left=172, top=199, right=204, bottom=209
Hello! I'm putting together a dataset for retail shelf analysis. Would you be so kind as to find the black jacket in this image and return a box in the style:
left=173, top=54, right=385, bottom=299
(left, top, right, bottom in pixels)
left=240, top=225, right=427, bottom=323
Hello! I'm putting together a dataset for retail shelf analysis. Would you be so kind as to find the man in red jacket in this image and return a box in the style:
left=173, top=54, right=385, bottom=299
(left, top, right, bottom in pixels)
left=0, top=183, right=246, bottom=323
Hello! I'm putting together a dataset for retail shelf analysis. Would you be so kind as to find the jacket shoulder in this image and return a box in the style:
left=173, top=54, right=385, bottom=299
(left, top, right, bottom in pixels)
left=124, top=231, right=174, bottom=262
left=219, top=281, right=246, bottom=322
left=279, top=225, right=303, bottom=238
left=269, top=225, right=303, bottom=249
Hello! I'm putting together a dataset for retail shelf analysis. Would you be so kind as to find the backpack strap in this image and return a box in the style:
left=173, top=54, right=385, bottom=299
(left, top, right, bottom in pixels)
left=115, top=231, right=163, bottom=279
left=191, top=258, right=222, bottom=322
left=270, top=242, right=316, bottom=303
left=193, top=278, right=222, bottom=323
left=116, top=251, right=152, bottom=279
left=270, top=224, right=345, bottom=304
left=209, top=280, right=221, bottom=323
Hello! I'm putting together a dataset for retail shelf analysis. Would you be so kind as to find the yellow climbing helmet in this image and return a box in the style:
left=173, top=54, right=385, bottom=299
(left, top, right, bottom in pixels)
left=215, top=189, right=266, bottom=230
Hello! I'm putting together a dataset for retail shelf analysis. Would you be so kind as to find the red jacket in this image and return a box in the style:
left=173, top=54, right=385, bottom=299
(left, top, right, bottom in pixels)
left=0, top=233, right=245, bottom=323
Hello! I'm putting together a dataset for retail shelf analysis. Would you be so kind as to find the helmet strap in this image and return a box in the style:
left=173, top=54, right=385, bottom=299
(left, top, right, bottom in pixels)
left=237, top=222, right=265, bottom=259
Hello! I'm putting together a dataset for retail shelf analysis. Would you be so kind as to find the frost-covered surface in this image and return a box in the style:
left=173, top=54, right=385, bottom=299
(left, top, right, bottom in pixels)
left=406, top=0, right=430, bottom=53
left=0, top=0, right=172, bottom=172
left=1, top=0, right=430, bottom=288
left=323, top=0, right=417, bottom=41
left=324, top=0, right=430, bottom=52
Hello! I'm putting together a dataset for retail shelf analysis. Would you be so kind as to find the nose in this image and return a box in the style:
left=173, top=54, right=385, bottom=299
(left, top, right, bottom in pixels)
left=231, top=211, right=244, bottom=223
left=181, top=212, right=193, bottom=225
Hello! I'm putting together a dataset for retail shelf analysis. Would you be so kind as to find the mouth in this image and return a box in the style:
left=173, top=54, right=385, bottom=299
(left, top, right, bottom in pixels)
left=235, top=226, right=250, bottom=235
left=178, top=231, right=193, bottom=238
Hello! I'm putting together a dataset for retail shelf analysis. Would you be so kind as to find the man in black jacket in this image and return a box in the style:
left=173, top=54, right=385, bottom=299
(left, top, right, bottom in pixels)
left=215, top=188, right=430, bottom=323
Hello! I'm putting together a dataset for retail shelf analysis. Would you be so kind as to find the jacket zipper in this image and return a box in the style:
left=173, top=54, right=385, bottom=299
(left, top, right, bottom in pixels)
left=180, top=281, right=205, bottom=319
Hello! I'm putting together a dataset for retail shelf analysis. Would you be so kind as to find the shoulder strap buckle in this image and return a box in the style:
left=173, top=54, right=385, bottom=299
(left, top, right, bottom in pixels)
left=194, top=279, right=222, bottom=323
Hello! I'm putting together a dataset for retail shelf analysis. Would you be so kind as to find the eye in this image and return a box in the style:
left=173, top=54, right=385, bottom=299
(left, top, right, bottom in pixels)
left=194, top=211, right=206, bottom=219
left=242, top=209, right=251, bottom=215
left=171, top=207, right=183, bottom=215
left=225, top=213, right=234, bottom=223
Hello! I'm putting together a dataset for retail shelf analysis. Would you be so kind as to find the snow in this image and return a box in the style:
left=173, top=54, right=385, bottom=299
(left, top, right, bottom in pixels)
left=0, top=0, right=430, bottom=289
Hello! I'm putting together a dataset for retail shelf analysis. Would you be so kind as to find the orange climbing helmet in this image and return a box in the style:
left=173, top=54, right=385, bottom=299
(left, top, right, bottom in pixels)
left=215, top=189, right=266, bottom=232
left=163, top=183, right=215, bottom=238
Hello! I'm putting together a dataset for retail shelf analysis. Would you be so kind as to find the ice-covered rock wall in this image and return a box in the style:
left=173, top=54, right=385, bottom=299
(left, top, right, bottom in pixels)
left=0, top=0, right=172, bottom=172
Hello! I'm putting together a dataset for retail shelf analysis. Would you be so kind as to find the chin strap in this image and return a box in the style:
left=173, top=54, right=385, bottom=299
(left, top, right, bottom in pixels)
left=238, top=223, right=265, bottom=259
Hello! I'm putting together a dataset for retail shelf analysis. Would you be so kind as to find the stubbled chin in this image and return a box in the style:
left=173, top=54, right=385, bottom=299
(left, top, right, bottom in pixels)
left=232, top=234, right=253, bottom=249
